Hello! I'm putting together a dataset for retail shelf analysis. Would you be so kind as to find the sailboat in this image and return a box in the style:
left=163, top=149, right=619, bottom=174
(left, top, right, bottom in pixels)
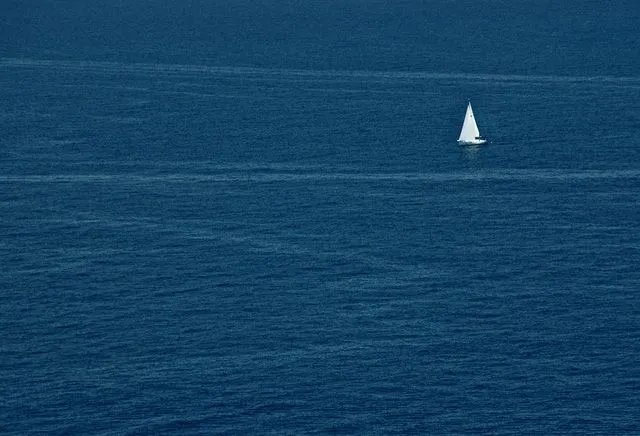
left=457, top=101, right=487, bottom=145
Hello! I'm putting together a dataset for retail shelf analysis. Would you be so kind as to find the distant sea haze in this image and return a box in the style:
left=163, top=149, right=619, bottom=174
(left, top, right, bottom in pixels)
left=1, top=0, right=639, bottom=76
left=2, top=0, right=640, bottom=434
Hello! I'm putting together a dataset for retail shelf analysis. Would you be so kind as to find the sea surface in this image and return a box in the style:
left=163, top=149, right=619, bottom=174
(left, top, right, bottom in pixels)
left=2, top=1, right=640, bottom=434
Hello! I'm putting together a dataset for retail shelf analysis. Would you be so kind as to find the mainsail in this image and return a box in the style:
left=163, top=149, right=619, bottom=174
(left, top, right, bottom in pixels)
left=458, top=102, right=481, bottom=143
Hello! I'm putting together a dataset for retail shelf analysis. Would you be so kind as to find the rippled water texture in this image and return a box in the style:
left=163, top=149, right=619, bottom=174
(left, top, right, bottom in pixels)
left=2, top=1, right=640, bottom=434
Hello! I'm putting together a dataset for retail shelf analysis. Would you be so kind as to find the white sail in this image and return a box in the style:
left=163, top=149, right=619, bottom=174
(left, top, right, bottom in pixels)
left=457, top=102, right=486, bottom=145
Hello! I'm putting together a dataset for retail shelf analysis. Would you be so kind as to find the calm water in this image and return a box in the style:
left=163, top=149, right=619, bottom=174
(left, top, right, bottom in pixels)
left=2, top=1, right=640, bottom=434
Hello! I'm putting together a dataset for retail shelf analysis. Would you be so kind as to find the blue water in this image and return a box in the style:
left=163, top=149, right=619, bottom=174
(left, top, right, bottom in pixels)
left=2, top=1, right=640, bottom=434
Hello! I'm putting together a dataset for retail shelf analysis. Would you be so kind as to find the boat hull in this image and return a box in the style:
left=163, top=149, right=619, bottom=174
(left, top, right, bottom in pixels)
left=457, top=139, right=487, bottom=145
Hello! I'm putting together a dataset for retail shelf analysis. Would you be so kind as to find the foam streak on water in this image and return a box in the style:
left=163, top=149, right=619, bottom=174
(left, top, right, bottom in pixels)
left=3, top=167, right=640, bottom=184
left=2, top=57, right=640, bottom=86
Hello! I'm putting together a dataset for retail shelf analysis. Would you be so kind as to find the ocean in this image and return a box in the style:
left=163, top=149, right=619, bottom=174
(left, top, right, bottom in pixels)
left=2, top=1, right=640, bottom=434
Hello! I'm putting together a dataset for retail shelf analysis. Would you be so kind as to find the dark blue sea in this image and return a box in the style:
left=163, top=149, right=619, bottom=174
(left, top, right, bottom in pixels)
left=2, top=1, right=640, bottom=434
